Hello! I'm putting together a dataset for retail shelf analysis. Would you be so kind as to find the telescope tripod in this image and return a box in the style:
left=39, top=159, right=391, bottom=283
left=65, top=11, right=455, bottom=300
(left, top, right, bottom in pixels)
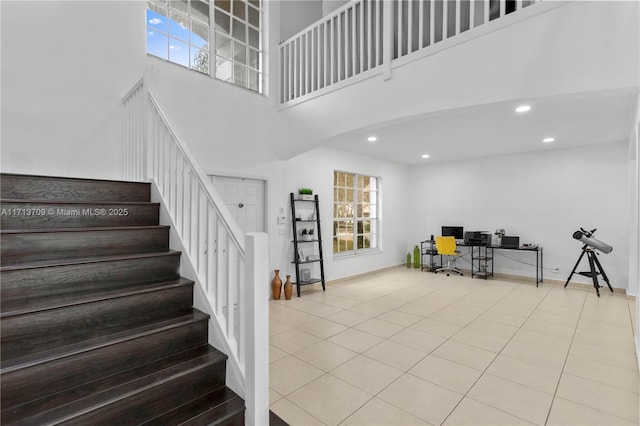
left=564, top=245, right=612, bottom=297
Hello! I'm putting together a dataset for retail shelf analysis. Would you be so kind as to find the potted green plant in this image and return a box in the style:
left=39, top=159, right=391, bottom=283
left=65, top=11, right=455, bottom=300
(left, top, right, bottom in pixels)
left=299, top=188, right=314, bottom=200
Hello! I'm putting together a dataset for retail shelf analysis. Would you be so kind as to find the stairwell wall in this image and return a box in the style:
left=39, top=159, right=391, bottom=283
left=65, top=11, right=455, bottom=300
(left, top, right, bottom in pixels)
left=0, top=1, right=145, bottom=180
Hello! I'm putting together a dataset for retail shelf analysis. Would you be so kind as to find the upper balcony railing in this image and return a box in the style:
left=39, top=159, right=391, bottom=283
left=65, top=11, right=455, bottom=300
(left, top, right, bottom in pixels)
left=280, top=0, right=540, bottom=105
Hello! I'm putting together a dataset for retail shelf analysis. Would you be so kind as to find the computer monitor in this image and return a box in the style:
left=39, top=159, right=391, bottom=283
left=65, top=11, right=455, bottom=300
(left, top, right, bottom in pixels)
left=441, top=226, right=464, bottom=240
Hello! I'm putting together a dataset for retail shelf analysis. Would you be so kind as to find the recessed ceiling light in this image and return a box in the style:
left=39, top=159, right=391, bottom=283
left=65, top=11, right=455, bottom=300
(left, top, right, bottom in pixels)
left=515, top=105, right=531, bottom=113
left=367, top=136, right=377, bottom=142
left=421, top=154, right=430, bottom=159
left=543, top=137, right=555, bottom=143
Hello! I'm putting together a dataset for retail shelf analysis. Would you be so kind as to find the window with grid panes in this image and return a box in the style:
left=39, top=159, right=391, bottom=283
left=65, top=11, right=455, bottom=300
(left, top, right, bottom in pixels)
left=333, top=171, right=379, bottom=255
left=146, top=0, right=211, bottom=74
left=213, top=0, right=263, bottom=92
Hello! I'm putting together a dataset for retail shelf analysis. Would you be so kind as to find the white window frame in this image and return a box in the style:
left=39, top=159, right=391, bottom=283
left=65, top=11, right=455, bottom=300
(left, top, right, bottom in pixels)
left=145, top=0, right=264, bottom=94
left=333, top=171, right=379, bottom=256
left=146, top=0, right=211, bottom=74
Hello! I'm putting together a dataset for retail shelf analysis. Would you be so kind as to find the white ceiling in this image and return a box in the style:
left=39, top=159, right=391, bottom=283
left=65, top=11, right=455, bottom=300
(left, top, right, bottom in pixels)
left=324, top=89, right=638, bottom=166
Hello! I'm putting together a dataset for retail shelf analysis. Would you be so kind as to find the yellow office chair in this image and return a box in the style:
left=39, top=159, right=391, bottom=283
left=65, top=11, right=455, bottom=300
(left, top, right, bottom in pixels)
left=435, top=236, right=463, bottom=276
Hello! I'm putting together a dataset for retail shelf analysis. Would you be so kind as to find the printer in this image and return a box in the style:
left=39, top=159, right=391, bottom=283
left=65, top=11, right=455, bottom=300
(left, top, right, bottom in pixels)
left=464, top=231, right=491, bottom=246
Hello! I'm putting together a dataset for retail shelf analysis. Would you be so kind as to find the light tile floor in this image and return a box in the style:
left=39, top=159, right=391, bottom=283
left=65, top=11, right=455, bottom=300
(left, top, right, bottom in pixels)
left=269, top=268, right=639, bottom=426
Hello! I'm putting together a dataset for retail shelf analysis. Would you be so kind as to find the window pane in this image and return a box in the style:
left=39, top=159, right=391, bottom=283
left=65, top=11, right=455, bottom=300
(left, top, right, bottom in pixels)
left=345, top=187, right=353, bottom=202
left=191, top=0, right=210, bottom=23
left=247, top=69, right=260, bottom=92
left=191, top=47, right=209, bottom=73
left=232, top=19, right=246, bottom=42
left=147, top=7, right=169, bottom=34
left=233, top=41, right=246, bottom=65
left=248, top=47, right=259, bottom=69
left=247, top=3, right=260, bottom=28
left=169, top=0, right=188, bottom=14
left=248, top=0, right=260, bottom=8
left=216, top=32, right=232, bottom=58
left=147, top=30, right=169, bottom=59
left=169, top=10, right=190, bottom=41
left=191, top=20, right=208, bottom=46
left=233, top=63, right=247, bottom=86
left=232, top=0, right=246, bottom=20
left=169, top=37, right=190, bottom=66
left=215, top=9, right=230, bottom=34
left=248, top=26, right=259, bottom=49
left=215, top=0, right=231, bottom=13
left=215, top=55, right=232, bottom=80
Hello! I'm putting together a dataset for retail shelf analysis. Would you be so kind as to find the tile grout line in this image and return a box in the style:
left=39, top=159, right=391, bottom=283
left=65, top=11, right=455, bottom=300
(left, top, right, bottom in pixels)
left=543, top=286, right=587, bottom=425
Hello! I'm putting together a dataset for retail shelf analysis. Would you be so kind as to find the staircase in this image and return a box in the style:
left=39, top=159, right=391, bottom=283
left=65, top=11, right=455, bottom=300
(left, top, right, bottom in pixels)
left=0, top=173, right=245, bottom=425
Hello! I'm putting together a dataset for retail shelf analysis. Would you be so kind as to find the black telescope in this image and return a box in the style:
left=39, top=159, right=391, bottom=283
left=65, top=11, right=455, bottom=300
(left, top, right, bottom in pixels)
left=565, top=227, right=613, bottom=297
left=572, top=228, right=613, bottom=254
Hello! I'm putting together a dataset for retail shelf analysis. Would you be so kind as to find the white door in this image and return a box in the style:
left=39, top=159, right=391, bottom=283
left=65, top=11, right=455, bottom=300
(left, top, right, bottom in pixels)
left=210, top=176, right=266, bottom=233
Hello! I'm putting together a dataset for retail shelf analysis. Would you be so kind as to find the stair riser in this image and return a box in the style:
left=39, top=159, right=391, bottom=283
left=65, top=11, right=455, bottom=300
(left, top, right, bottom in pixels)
left=64, top=363, right=226, bottom=425
left=1, top=254, right=182, bottom=310
left=1, top=228, right=169, bottom=266
left=1, top=284, right=194, bottom=360
left=140, top=387, right=241, bottom=425
left=1, top=202, right=160, bottom=229
left=1, top=174, right=150, bottom=202
left=1, top=319, right=209, bottom=408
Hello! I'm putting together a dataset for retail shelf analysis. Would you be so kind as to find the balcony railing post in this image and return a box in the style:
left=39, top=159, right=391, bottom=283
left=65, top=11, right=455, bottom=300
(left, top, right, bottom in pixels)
left=382, top=0, right=393, bottom=80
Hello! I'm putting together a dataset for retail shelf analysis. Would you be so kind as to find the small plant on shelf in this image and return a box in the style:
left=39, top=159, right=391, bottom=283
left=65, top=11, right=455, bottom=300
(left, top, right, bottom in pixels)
left=299, top=188, right=313, bottom=195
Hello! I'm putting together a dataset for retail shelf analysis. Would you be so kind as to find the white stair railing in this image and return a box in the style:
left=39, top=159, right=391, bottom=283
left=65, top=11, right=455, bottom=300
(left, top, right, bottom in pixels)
left=122, top=80, right=269, bottom=426
left=280, top=0, right=540, bottom=104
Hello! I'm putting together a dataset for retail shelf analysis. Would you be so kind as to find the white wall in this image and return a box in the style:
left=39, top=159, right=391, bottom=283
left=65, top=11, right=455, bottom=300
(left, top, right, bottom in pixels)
left=277, top=1, right=640, bottom=159
left=280, top=0, right=323, bottom=40
left=409, top=141, right=630, bottom=289
left=207, top=146, right=410, bottom=283
left=1, top=1, right=145, bottom=180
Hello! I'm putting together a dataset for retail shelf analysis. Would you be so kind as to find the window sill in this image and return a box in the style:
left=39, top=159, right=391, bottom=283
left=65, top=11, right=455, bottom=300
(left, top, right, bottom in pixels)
left=333, top=249, right=382, bottom=260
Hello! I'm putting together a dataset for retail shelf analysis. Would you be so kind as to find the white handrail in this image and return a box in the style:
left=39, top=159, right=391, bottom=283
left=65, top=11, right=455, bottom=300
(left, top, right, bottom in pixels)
left=280, top=0, right=540, bottom=104
left=122, top=81, right=269, bottom=425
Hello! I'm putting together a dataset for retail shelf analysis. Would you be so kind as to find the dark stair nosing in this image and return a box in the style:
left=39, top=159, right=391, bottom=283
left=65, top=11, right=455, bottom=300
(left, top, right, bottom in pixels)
left=1, top=277, right=194, bottom=318
left=2, top=346, right=218, bottom=423
left=175, top=392, right=245, bottom=426
left=0, top=224, right=169, bottom=235
left=0, top=250, right=181, bottom=272
left=140, top=385, right=242, bottom=425
left=1, top=310, right=210, bottom=373
left=6, top=348, right=227, bottom=426
left=1, top=199, right=159, bottom=206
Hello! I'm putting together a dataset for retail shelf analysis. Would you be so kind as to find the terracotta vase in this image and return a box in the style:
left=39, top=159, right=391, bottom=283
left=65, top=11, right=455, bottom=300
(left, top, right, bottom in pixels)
left=271, top=269, right=282, bottom=300
left=284, top=275, right=293, bottom=300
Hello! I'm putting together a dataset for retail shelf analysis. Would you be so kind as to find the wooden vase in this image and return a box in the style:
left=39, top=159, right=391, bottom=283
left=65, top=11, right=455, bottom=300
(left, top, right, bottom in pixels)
left=271, top=269, right=282, bottom=300
left=284, top=275, right=292, bottom=300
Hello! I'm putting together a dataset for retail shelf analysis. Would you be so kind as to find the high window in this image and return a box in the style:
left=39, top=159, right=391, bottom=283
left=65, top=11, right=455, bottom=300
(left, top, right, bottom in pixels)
left=146, top=0, right=211, bottom=74
left=213, top=0, right=263, bottom=92
left=146, top=0, right=264, bottom=93
left=333, top=171, right=379, bottom=255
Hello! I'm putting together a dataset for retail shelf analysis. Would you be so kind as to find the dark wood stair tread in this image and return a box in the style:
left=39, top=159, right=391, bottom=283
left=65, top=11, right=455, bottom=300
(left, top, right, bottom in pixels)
left=0, top=224, right=169, bottom=234
left=142, top=386, right=243, bottom=425
left=0, top=250, right=181, bottom=272
left=1, top=173, right=150, bottom=202
left=3, top=346, right=227, bottom=426
left=1, top=277, right=194, bottom=317
left=1, top=198, right=159, bottom=205
left=2, top=346, right=217, bottom=422
left=1, top=310, right=210, bottom=373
